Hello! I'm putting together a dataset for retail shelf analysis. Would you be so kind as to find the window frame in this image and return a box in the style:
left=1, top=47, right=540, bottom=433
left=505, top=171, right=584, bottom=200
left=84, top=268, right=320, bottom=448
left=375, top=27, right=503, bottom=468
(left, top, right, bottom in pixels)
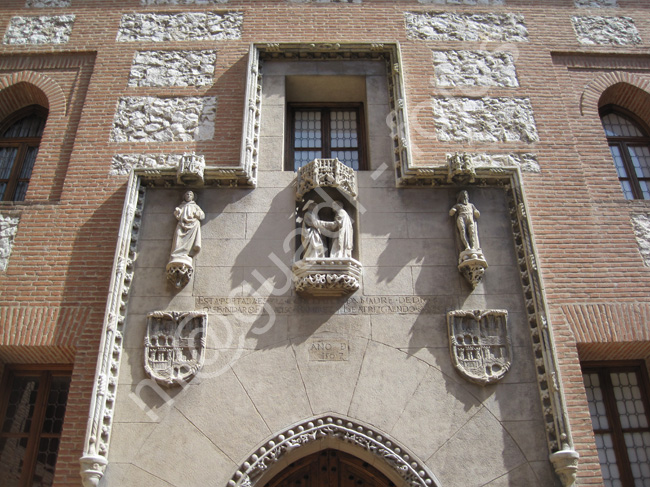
left=0, top=105, right=48, bottom=202
left=582, top=360, right=650, bottom=487
left=600, top=105, right=650, bottom=200
left=285, top=102, right=367, bottom=171
left=0, top=364, right=72, bottom=487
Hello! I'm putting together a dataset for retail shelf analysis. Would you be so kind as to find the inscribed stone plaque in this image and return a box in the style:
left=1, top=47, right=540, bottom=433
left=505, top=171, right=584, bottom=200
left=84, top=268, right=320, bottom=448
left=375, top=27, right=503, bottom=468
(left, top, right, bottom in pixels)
left=308, top=339, right=349, bottom=361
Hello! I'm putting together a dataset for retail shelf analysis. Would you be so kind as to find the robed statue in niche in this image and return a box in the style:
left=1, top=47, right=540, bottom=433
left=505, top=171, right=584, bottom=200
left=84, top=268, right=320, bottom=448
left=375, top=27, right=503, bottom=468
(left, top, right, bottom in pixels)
left=300, top=200, right=353, bottom=259
left=166, top=191, right=205, bottom=288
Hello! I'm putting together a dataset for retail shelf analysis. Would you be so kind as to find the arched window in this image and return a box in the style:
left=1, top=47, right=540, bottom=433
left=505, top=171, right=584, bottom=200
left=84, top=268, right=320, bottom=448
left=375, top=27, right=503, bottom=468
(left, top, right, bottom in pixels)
left=0, top=105, right=47, bottom=202
left=600, top=107, right=650, bottom=200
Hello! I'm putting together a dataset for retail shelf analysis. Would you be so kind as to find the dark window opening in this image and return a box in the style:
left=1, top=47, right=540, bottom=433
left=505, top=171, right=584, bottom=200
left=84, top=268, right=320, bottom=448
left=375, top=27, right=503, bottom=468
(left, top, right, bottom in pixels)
left=287, top=104, right=366, bottom=171
left=582, top=362, right=650, bottom=486
left=0, top=366, right=71, bottom=487
left=0, top=105, right=48, bottom=202
left=600, top=107, right=650, bottom=200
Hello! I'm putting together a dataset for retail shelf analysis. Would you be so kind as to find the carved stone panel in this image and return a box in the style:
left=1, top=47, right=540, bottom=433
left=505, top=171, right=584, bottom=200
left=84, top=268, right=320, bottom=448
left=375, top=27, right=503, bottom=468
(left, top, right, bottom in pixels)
left=144, top=311, right=206, bottom=386
left=447, top=309, right=511, bottom=385
left=296, top=158, right=357, bottom=202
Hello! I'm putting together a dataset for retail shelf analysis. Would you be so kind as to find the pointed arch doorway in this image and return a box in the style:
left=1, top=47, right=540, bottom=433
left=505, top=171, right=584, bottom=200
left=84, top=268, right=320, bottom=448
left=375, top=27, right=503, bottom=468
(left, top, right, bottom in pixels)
left=263, top=449, right=395, bottom=487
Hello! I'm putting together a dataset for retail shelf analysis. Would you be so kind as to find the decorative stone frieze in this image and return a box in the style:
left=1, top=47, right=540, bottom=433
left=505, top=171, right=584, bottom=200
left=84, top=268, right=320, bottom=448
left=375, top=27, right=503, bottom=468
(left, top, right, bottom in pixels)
left=128, top=50, right=216, bottom=87
left=405, top=12, right=528, bottom=42
left=574, top=0, right=617, bottom=7
left=433, top=97, right=539, bottom=143
left=228, top=415, right=441, bottom=487
left=142, top=0, right=227, bottom=4
left=116, top=12, right=242, bottom=42
left=110, top=96, right=216, bottom=142
left=632, top=214, right=650, bottom=266
left=0, top=215, right=20, bottom=272
left=293, top=259, right=361, bottom=296
left=433, top=50, right=519, bottom=88
left=26, top=0, right=71, bottom=7
left=80, top=175, right=145, bottom=487
left=295, top=158, right=357, bottom=202
left=572, top=16, right=641, bottom=46
left=418, top=0, right=504, bottom=5
left=447, top=309, right=511, bottom=385
left=3, top=15, right=74, bottom=45
left=145, top=311, right=206, bottom=386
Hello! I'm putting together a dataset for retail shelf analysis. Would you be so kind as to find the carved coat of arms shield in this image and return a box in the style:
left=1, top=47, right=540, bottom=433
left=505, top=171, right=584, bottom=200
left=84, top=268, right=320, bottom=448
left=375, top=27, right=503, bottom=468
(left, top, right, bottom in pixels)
left=145, top=311, right=207, bottom=386
left=447, top=309, right=512, bottom=385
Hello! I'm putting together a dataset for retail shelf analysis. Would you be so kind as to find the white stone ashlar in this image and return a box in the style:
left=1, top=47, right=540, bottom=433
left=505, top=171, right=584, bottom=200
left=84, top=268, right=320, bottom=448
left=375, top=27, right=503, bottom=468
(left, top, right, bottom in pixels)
left=574, top=0, right=618, bottom=8
left=632, top=214, right=650, bottom=267
left=433, top=96, right=539, bottom=143
left=433, top=50, right=519, bottom=88
left=405, top=12, right=528, bottom=42
left=144, top=311, right=206, bottom=387
left=110, top=96, right=216, bottom=143
left=229, top=415, right=442, bottom=487
left=3, top=14, right=74, bottom=45
left=447, top=309, right=511, bottom=385
left=450, top=190, right=488, bottom=288
left=116, top=11, right=242, bottom=42
left=128, top=50, right=216, bottom=87
left=293, top=159, right=361, bottom=297
left=572, top=16, right=641, bottom=46
left=0, top=215, right=20, bottom=272
left=166, top=191, right=205, bottom=288
left=25, top=0, right=71, bottom=7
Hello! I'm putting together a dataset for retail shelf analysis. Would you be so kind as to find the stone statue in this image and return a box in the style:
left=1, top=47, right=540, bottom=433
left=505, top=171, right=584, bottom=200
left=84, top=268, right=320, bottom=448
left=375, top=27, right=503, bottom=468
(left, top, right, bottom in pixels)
left=449, top=190, right=481, bottom=251
left=299, top=200, right=354, bottom=259
left=449, top=190, right=487, bottom=289
left=328, top=201, right=353, bottom=259
left=301, top=200, right=326, bottom=259
left=166, top=191, right=205, bottom=287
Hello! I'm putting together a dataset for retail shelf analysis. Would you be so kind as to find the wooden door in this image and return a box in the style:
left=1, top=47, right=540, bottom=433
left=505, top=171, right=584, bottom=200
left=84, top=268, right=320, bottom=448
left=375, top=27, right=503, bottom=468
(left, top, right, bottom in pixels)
left=264, top=449, right=396, bottom=487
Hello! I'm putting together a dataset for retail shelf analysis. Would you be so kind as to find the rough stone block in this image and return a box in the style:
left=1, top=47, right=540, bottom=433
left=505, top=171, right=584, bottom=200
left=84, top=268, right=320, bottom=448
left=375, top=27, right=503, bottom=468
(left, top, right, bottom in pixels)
left=128, top=50, right=216, bottom=87
left=117, top=11, right=242, bottom=42
left=418, top=0, right=504, bottom=3
left=405, top=12, right=528, bottom=42
left=3, top=15, right=74, bottom=45
left=0, top=215, right=19, bottom=272
left=632, top=214, right=650, bottom=266
left=574, top=0, right=618, bottom=7
left=433, top=50, right=519, bottom=88
left=572, top=15, right=641, bottom=45
left=111, top=96, right=216, bottom=142
left=25, top=0, right=70, bottom=6
left=433, top=97, right=539, bottom=143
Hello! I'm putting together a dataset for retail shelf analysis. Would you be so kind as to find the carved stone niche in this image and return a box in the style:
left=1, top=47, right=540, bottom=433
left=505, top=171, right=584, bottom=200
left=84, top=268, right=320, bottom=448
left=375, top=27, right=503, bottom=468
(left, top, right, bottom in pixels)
left=293, top=159, right=362, bottom=297
left=447, top=309, right=512, bottom=385
left=144, top=311, right=206, bottom=387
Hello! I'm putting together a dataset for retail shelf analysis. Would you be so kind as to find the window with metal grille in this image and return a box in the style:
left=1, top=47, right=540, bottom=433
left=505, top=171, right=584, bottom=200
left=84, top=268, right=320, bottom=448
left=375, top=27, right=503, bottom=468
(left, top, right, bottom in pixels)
left=600, top=107, right=650, bottom=200
left=0, top=105, right=48, bottom=202
left=287, top=104, right=366, bottom=171
left=582, top=362, right=650, bottom=487
left=0, top=366, right=71, bottom=487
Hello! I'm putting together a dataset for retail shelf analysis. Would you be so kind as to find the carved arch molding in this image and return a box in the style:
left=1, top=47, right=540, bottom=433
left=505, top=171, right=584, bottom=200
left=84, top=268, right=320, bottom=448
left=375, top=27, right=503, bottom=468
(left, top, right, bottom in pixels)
left=228, top=415, right=442, bottom=487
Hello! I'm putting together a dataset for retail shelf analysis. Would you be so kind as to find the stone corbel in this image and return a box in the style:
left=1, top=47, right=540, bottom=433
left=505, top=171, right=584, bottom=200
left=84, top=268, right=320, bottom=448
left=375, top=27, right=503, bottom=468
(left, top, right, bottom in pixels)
left=176, top=152, right=205, bottom=184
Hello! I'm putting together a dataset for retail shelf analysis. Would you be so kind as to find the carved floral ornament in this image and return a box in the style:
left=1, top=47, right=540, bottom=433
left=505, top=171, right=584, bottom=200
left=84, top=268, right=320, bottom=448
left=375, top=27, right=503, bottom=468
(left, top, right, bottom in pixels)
left=228, top=416, right=442, bottom=487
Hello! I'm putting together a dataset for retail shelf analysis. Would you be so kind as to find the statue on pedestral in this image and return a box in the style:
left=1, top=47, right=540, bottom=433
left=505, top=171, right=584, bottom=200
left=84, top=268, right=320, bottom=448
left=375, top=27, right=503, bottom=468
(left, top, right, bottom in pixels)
left=449, top=190, right=481, bottom=251
left=166, top=191, right=205, bottom=288
left=449, top=190, right=487, bottom=289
